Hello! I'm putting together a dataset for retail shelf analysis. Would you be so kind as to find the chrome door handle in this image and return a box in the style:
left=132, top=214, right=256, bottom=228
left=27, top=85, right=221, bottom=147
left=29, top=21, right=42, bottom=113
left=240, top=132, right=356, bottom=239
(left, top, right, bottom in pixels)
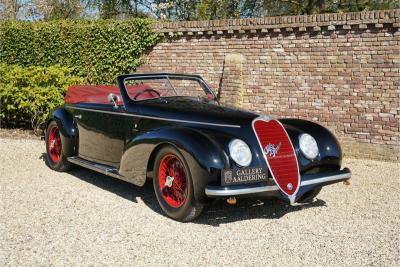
left=74, top=114, right=82, bottom=119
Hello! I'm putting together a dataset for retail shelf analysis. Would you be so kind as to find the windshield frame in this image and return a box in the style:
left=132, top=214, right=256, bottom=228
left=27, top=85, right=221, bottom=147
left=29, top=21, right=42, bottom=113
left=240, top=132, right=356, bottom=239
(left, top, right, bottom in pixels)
left=117, top=73, right=217, bottom=103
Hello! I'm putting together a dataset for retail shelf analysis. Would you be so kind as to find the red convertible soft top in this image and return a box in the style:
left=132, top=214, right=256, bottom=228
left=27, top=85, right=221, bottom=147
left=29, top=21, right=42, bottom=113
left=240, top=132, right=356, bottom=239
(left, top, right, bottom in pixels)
left=65, top=84, right=158, bottom=104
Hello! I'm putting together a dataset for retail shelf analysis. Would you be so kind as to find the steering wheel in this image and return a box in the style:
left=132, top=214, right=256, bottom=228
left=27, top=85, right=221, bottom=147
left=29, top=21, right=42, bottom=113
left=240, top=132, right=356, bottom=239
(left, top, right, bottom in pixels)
left=133, top=88, right=161, bottom=100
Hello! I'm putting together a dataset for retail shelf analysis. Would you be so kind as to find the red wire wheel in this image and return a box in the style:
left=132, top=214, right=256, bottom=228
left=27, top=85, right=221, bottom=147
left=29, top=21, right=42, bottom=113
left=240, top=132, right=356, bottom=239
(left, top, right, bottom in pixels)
left=158, top=154, right=188, bottom=208
left=47, top=125, right=62, bottom=163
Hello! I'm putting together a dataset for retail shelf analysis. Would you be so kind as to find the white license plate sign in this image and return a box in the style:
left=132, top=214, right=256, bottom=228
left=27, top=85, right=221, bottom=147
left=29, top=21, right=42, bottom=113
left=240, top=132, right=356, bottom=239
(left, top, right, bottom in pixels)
left=222, top=167, right=269, bottom=186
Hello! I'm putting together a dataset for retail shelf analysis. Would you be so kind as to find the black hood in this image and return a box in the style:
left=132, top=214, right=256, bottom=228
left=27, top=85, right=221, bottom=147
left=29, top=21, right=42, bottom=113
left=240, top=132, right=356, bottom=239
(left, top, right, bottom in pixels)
left=135, top=96, right=258, bottom=126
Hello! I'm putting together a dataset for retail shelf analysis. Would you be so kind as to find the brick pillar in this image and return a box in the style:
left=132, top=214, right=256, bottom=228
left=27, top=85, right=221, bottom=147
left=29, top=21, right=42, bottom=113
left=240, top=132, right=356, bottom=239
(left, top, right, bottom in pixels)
left=219, top=53, right=246, bottom=108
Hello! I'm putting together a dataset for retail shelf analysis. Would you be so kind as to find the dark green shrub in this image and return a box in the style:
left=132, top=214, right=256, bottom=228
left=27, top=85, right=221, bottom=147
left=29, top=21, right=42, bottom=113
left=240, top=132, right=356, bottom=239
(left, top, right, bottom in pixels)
left=0, top=64, right=83, bottom=131
left=0, top=19, right=160, bottom=84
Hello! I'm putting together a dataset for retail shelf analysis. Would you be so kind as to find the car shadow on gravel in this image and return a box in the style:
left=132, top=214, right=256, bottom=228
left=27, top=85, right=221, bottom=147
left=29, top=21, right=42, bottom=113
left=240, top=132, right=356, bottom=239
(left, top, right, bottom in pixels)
left=41, top=154, right=327, bottom=226
left=196, top=198, right=326, bottom=226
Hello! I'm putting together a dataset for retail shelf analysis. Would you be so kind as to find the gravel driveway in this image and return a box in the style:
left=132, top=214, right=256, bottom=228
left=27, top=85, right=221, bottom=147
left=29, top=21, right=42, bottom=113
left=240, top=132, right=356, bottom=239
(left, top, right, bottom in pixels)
left=1, top=138, right=399, bottom=266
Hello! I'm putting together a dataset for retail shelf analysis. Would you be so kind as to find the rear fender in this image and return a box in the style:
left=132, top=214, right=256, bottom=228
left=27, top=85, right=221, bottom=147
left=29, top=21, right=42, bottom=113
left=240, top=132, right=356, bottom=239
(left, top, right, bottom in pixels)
left=47, top=108, right=78, bottom=157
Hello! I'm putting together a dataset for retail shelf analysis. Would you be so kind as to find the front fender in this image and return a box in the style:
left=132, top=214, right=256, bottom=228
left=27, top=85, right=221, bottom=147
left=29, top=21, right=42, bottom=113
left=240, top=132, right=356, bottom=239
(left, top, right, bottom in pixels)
left=119, top=127, right=227, bottom=202
left=48, top=107, right=78, bottom=157
left=280, top=119, right=342, bottom=173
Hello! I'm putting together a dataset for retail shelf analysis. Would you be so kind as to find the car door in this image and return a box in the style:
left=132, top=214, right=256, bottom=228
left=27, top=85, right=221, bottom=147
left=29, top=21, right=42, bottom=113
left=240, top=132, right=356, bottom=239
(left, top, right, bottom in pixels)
left=71, top=103, right=139, bottom=168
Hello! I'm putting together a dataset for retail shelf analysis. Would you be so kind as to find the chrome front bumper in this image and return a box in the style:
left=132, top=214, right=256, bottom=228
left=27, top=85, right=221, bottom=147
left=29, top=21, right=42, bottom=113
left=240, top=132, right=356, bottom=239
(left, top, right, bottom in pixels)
left=205, top=168, right=351, bottom=197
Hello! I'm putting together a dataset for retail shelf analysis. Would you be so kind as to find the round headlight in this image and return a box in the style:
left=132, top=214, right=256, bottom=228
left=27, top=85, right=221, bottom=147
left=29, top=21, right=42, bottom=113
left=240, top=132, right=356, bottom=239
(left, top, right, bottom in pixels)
left=299, top=133, right=319, bottom=160
left=228, top=139, right=252, bottom=167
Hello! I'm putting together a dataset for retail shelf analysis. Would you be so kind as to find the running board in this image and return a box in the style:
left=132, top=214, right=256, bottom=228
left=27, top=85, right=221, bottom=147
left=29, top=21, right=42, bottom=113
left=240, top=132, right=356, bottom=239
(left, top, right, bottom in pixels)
left=67, top=156, right=124, bottom=180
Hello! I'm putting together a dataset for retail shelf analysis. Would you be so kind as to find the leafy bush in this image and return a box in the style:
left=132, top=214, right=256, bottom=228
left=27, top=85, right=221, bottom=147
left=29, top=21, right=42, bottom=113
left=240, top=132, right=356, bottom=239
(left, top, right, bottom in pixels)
left=0, top=64, right=83, bottom=131
left=0, top=19, right=160, bottom=84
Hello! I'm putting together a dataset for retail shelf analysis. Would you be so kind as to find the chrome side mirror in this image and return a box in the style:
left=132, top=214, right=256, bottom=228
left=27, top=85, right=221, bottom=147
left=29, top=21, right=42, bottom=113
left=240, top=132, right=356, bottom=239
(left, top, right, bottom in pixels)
left=107, top=93, right=120, bottom=108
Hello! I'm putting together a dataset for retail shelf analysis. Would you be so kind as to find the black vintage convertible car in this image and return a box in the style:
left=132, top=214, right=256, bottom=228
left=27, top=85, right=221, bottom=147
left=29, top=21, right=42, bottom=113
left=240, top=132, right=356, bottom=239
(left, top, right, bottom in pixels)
left=45, top=73, right=351, bottom=221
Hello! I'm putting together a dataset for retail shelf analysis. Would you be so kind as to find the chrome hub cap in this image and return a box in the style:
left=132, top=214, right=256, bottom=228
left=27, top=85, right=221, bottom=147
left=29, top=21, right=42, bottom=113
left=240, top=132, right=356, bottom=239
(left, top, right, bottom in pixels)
left=50, top=139, right=56, bottom=149
left=165, top=175, right=174, bottom=188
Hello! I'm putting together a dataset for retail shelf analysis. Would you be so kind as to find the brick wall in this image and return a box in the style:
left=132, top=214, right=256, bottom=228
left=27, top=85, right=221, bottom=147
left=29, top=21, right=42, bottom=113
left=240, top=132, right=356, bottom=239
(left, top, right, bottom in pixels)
left=138, top=10, right=400, bottom=161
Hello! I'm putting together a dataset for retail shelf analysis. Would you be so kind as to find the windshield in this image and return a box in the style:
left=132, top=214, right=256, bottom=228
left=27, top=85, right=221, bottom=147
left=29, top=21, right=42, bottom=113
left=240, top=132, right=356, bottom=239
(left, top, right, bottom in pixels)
left=123, top=75, right=215, bottom=101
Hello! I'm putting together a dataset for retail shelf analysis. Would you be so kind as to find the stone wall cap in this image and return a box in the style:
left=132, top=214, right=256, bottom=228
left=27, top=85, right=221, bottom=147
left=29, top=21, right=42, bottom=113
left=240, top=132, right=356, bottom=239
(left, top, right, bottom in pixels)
left=153, top=9, right=400, bottom=34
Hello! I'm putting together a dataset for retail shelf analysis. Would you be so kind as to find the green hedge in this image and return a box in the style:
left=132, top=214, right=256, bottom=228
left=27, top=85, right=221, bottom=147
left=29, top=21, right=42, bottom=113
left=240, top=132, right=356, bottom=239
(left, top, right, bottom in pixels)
left=0, top=64, right=83, bottom=130
left=0, top=19, right=160, bottom=84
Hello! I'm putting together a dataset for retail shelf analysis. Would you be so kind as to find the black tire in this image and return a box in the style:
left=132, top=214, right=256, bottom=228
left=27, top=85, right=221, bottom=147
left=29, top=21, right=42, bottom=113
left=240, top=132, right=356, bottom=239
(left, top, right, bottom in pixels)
left=153, top=146, right=204, bottom=222
left=297, top=187, right=322, bottom=203
left=45, top=120, right=72, bottom=172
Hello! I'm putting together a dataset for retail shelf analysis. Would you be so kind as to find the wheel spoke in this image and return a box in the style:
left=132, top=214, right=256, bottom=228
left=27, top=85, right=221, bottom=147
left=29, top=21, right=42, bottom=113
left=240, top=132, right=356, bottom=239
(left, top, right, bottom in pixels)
left=48, top=125, right=62, bottom=163
left=158, top=154, right=188, bottom=208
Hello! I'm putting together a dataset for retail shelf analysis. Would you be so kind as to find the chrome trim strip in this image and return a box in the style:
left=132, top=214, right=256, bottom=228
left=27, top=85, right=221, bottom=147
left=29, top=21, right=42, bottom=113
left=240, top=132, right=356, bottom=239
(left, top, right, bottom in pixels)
left=300, top=172, right=351, bottom=186
left=67, top=106, right=241, bottom=128
left=205, top=185, right=279, bottom=197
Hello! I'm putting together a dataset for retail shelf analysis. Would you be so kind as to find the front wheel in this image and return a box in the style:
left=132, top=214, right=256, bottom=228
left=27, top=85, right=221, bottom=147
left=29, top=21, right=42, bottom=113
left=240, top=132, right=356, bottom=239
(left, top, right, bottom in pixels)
left=45, top=120, right=71, bottom=172
left=153, top=146, right=204, bottom=221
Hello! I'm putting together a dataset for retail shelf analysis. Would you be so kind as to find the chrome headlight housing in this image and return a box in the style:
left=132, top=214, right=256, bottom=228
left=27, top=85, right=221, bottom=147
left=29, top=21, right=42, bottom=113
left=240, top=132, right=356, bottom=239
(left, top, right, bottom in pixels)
left=299, top=133, right=319, bottom=160
left=228, top=139, right=252, bottom=167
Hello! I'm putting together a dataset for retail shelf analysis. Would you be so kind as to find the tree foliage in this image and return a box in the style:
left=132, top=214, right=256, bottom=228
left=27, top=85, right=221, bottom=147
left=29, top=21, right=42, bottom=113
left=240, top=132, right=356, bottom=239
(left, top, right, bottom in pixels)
left=2, top=0, right=398, bottom=21
left=89, top=0, right=400, bottom=20
left=30, top=0, right=82, bottom=20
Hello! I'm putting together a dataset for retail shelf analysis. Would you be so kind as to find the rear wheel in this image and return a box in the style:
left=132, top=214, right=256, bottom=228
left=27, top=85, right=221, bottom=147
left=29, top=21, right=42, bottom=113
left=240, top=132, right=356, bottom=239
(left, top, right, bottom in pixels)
left=153, top=146, right=204, bottom=221
left=45, top=121, right=71, bottom=172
